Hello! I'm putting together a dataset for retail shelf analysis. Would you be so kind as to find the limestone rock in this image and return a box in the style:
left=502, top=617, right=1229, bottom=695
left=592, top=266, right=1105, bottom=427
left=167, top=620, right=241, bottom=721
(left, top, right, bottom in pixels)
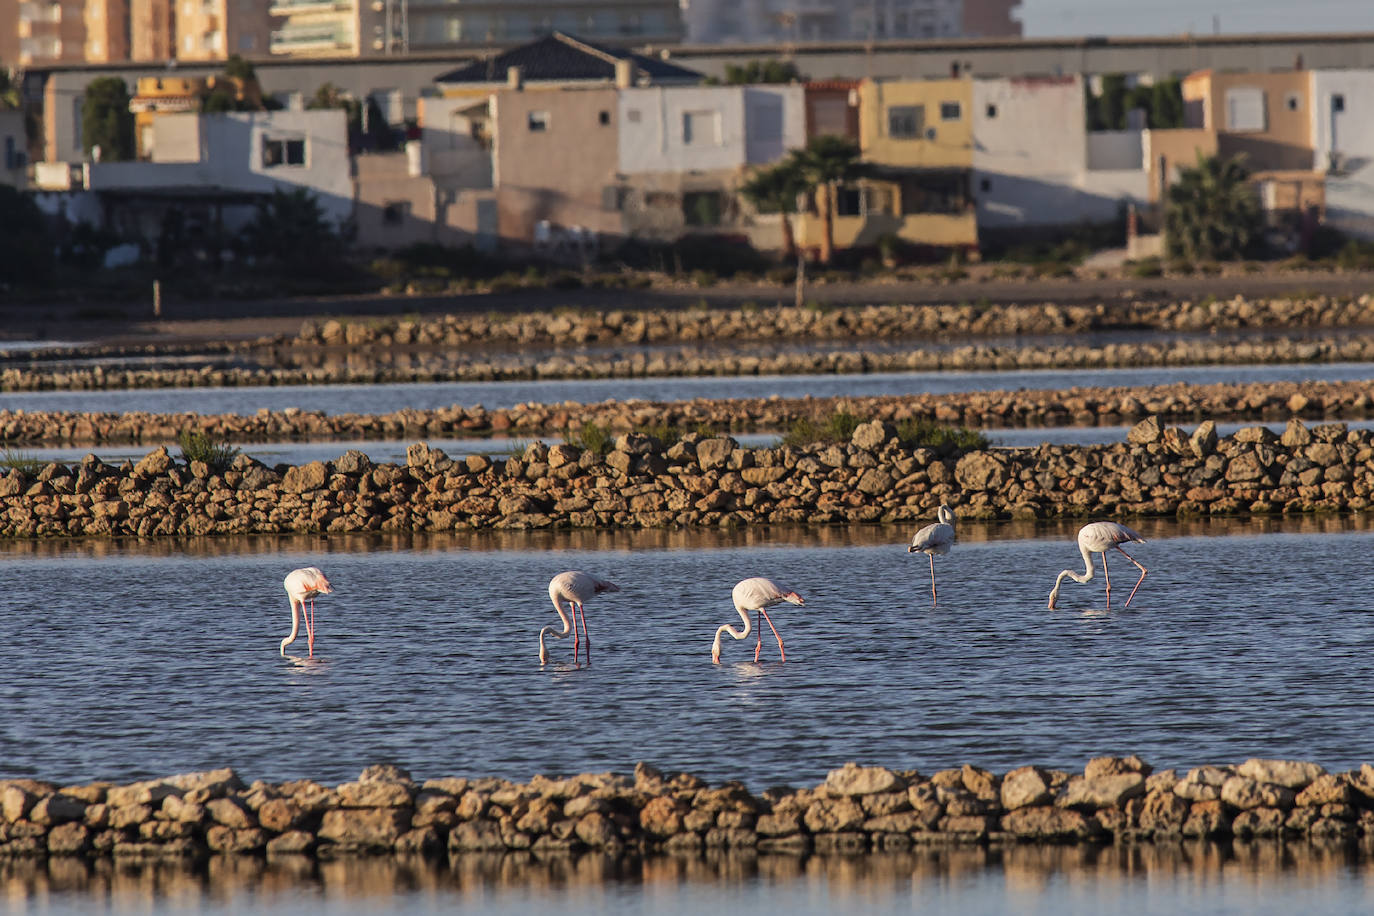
left=317, top=808, right=410, bottom=850
left=1236, top=758, right=1325, bottom=790
left=955, top=452, right=1007, bottom=490
left=825, top=763, right=903, bottom=796
left=1057, top=773, right=1145, bottom=810
left=1001, top=805, right=1097, bottom=839
left=1221, top=777, right=1296, bottom=811
left=1000, top=766, right=1052, bottom=811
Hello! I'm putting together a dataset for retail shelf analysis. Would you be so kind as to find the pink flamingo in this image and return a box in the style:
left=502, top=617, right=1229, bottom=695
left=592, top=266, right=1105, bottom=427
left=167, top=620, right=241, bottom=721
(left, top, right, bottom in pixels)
left=1048, top=522, right=1148, bottom=609
left=540, top=571, right=620, bottom=664
left=907, top=503, right=956, bottom=605
left=280, top=567, right=333, bottom=657
left=712, top=577, right=805, bottom=664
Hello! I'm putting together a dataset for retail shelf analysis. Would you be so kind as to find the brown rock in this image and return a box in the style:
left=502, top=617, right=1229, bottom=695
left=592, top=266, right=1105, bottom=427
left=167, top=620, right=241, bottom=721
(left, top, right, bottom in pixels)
left=206, top=797, right=257, bottom=829
left=266, top=830, right=317, bottom=855
left=317, top=808, right=410, bottom=850
left=1181, top=800, right=1228, bottom=837
left=1084, top=755, right=1152, bottom=780
left=448, top=819, right=504, bottom=852
left=1137, top=790, right=1190, bottom=835
left=639, top=797, right=686, bottom=837
left=1057, top=773, right=1145, bottom=810
left=206, top=826, right=268, bottom=853
left=825, top=763, right=904, bottom=796
left=1220, top=777, right=1296, bottom=810
left=803, top=797, right=865, bottom=833
left=1001, top=767, right=1052, bottom=810
left=46, top=822, right=90, bottom=855
left=1231, top=807, right=1285, bottom=838
left=1002, top=806, right=1097, bottom=839
left=1236, top=758, right=1325, bottom=790
left=955, top=452, right=1008, bottom=490
left=336, top=780, right=413, bottom=808
left=1295, top=774, right=1354, bottom=807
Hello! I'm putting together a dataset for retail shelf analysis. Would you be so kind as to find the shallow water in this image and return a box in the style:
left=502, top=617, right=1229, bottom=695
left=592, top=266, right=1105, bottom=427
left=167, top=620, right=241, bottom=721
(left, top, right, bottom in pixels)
left=3, top=518, right=1374, bottom=789
left=10, top=842, right=1374, bottom=915
left=3, top=362, right=1374, bottom=416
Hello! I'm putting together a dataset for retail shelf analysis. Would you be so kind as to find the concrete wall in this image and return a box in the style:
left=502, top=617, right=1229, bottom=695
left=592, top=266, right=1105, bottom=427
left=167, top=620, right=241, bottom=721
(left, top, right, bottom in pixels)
left=1190, top=69, right=1314, bottom=172
left=743, top=86, right=806, bottom=165
left=1311, top=70, right=1374, bottom=240
left=860, top=78, right=973, bottom=168
left=1142, top=127, right=1217, bottom=203
left=1087, top=130, right=1142, bottom=170
left=492, top=87, right=622, bottom=243
left=618, top=86, right=747, bottom=174
left=416, top=95, right=494, bottom=190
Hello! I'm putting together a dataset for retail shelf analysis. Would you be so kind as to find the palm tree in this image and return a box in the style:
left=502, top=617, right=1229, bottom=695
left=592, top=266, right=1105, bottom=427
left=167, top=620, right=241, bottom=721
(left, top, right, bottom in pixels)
left=1164, top=152, right=1261, bottom=261
left=738, top=159, right=809, bottom=261
left=794, top=135, right=865, bottom=264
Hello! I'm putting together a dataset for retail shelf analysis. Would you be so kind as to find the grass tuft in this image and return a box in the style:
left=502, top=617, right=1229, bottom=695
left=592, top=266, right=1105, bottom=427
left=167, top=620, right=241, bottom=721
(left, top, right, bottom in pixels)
left=177, top=429, right=241, bottom=474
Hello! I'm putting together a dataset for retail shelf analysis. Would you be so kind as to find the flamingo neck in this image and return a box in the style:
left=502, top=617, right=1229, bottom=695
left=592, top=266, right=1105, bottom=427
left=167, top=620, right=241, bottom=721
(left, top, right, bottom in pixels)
left=712, top=606, right=752, bottom=662
left=280, top=600, right=300, bottom=656
left=539, top=597, right=574, bottom=662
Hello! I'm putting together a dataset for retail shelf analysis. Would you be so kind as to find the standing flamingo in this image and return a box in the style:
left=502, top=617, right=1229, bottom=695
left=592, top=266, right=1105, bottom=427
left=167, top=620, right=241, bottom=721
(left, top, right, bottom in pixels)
left=540, top=571, right=620, bottom=664
left=281, top=567, right=333, bottom=657
left=1048, top=522, right=1148, bottom=609
left=908, top=504, right=956, bottom=605
left=712, top=577, right=805, bottom=664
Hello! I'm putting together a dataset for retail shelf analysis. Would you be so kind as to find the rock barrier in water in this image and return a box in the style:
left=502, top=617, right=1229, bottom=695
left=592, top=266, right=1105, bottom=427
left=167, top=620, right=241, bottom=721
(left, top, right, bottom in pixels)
left=3, top=757, right=1373, bottom=859
left=0, top=380, right=1370, bottom=449
left=0, top=417, right=1369, bottom=538
left=4, top=294, right=1374, bottom=392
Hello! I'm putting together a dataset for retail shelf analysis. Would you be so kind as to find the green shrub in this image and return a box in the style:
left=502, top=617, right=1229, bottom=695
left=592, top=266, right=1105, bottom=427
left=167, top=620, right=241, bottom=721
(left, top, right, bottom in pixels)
left=564, top=421, right=614, bottom=455
left=780, top=410, right=862, bottom=448
left=1128, top=256, right=1162, bottom=278
left=894, top=418, right=989, bottom=452
left=0, top=448, right=43, bottom=474
left=177, top=429, right=240, bottom=474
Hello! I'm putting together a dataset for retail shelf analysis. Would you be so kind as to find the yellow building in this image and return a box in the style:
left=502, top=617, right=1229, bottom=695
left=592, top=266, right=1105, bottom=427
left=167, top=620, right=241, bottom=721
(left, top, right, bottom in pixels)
left=799, top=77, right=978, bottom=258
left=129, top=74, right=265, bottom=159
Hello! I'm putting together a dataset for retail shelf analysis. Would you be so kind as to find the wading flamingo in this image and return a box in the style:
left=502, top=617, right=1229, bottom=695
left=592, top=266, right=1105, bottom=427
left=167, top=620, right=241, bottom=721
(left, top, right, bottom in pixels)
left=908, top=504, right=956, bottom=605
left=540, top=571, right=620, bottom=664
left=712, top=577, right=805, bottom=664
left=1048, top=522, right=1148, bottom=610
left=281, top=567, right=333, bottom=657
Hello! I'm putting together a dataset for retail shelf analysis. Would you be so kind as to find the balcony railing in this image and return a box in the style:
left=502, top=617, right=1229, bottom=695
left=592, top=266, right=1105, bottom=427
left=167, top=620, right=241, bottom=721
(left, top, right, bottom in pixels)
left=269, top=25, right=353, bottom=51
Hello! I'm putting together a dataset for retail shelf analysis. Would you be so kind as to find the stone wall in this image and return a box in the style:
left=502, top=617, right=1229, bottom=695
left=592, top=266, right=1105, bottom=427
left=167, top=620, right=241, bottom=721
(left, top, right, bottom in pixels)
left=0, top=380, right=1368, bottom=448
left=3, top=756, right=1372, bottom=859
left=0, top=417, right=1368, bottom=538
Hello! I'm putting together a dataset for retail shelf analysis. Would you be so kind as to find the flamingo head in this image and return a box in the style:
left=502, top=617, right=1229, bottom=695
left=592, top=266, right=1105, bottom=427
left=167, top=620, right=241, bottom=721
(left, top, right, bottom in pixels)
left=711, top=639, right=722, bottom=665
left=595, top=581, right=620, bottom=595
left=784, top=591, right=805, bottom=606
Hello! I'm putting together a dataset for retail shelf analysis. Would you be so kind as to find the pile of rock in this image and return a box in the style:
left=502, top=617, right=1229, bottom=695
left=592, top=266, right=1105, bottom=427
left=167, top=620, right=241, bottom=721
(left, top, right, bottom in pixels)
left=288, top=295, right=1374, bottom=350
left=0, top=417, right=1370, bottom=538
left=0, top=380, right=1369, bottom=448
left=4, top=757, right=1372, bottom=859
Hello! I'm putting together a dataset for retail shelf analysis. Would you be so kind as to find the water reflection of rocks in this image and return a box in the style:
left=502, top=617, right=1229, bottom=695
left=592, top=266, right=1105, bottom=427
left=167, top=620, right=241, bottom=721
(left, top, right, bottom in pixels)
left=0, top=515, right=1372, bottom=561
left=6, top=841, right=1373, bottom=905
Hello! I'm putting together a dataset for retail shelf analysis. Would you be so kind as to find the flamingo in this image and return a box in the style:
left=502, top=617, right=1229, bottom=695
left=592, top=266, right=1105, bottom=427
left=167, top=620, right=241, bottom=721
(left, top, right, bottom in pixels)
left=540, top=571, right=620, bottom=664
left=908, top=503, right=956, bottom=605
left=1048, top=522, right=1148, bottom=610
left=712, top=577, right=805, bottom=664
left=281, top=567, right=333, bottom=657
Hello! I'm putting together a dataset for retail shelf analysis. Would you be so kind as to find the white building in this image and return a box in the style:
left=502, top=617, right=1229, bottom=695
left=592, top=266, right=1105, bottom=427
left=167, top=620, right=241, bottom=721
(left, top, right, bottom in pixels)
left=1311, top=69, right=1374, bottom=241
left=972, top=75, right=1145, bottom=232
left=681, top=0, right=1018, bottom=44
left=617, top=85, right=805, bottom=174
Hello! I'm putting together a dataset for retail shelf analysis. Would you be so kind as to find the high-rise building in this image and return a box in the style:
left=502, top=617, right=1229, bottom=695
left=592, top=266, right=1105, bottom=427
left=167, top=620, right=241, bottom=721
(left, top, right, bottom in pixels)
left=269, top=0, right=683, bottom=58
left=176, top=0, right=274, bottom=59
left=681, top=0, right=1021, bottom=45
left=85, top=0, right=129, bottom=61
left=130, top=0, right=174, bottom=60
left=17, top=0, right=88, bottom=64
left=0, top=0, right=20, bottom=65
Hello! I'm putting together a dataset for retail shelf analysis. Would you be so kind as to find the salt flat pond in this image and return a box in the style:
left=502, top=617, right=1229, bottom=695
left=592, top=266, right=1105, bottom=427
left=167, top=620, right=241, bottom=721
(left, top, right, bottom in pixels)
left=2, top=517, right=1373, bottom=789
left=7, top=518, right=1374, bottom=915
left=3, top=362, right=1374, bottom=416
left=10, top=842, right=1374, bottom=915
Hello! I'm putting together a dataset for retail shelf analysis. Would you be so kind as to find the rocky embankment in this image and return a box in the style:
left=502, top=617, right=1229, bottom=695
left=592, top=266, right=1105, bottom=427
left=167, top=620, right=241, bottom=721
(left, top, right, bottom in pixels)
left=0, top=416, right=1368, bottom=538
left=5, top=294, right=1374, bottom=390
left=4, top=757, right=1373, bottom=859
left=1, top=380, right=1369, bottom=448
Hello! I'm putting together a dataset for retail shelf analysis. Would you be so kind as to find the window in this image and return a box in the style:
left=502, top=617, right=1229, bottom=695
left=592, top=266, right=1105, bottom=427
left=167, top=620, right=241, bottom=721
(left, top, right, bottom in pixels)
left=887, top=105, right=924, bottom=139
left=527, top=110, right=549, bottom=132
left=1224, top=87, right=1265, bottom=132
left=835, top=185, right=892, bottom=217
left=683, top=110, right=719, bottom=145
left=940, top=101, right=961, bottom=121
left=1285, top=93, right=1301, bottom=112
left=683, top=191, right=723, bottom=226
left=980, top=178, right=991, bottom=192
left=1332, top=94, right=1345, bottom=113
left=262, top=135, right=306, bottom=168
left=598, top=110, right=611, bottom=126
left=985, top=103, right=997, bottom=118
left=382, top=201, right=408, bottom=225
left=900, top=173, right=970, bottom=214
left=626, top=108, right=642, bottom=123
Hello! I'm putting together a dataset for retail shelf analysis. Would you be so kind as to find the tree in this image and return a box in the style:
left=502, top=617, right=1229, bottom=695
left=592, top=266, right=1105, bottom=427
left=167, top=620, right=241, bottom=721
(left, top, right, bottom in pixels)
left=738, top=159, right=809, bottom=261
left=1149, top=79, right=1184, bottom=129
left=1165, top=153, right=1261, bottom=262
left=241, top=188, right=340, bottom=273
left=723, top=60, right=803, bottom=85
left=0, top=185, right=54, bottom=285
left=794, top=135, right=865, bottom=264
left=81, top=77, right=134, bottom=160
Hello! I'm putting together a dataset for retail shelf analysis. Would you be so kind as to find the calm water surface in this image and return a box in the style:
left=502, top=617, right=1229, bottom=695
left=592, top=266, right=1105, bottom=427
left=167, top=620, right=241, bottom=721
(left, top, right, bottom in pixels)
left=3, top=362, right=1374, bottom=416
left=3, top=518, right=1374, bottom=789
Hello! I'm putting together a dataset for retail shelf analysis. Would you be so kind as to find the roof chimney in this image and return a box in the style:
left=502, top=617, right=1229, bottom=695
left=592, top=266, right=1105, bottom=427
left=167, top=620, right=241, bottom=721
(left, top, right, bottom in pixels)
left=507, top=66, right=523, bottom=90
left=615, top=59, right=635, bottom=88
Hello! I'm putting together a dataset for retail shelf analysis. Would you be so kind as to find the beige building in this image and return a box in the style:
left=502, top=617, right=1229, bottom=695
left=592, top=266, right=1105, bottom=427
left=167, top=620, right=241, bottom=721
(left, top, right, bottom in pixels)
left=130, top=0, right=174, bottom=60
left=84, top=0, right=129, bottom=61
left=176, top=0, right=274, bottom=59
left=17, top=0, right=88, bottom=64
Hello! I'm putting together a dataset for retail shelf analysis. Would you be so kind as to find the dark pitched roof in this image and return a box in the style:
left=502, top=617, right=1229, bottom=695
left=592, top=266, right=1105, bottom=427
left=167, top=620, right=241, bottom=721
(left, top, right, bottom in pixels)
left=434, top=32, right=701, bottom=86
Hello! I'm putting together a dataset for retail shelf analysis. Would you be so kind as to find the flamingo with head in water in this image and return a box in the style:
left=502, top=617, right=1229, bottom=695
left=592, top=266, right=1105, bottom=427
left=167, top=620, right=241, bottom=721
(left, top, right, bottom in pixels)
left=281, top=567, right=333, bottom=656
left=712, top=577, right=805, bottom=664
left=541, top=571, right=620, bottom=664
left=1048, top=522, right=1147, bottom=609
left=908, top=504, right=956, bottom=605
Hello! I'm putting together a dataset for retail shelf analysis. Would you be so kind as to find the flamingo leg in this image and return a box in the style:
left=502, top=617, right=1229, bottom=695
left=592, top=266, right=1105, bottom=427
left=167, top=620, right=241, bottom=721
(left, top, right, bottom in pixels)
left=570, top=601, right=581, bottom=660
left=579, top=603, right=591, bottom=664
left=928, top=554, right=938, bottom=606
left=1118, top=548, right=1148, bottom=608
left=754, top=611, right=763, bottom=663
left=1101, top=552, right=1112, bottom=605
left=759, top=608, right=785, bottom=662
left=305, top=599, right=316, bottom=657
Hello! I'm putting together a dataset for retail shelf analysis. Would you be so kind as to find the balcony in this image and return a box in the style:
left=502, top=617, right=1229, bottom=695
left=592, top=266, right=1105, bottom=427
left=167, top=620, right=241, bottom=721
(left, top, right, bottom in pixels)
left=270, top=24, right=354, bottom=53
left=268, top=0, right=352, bottom=14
